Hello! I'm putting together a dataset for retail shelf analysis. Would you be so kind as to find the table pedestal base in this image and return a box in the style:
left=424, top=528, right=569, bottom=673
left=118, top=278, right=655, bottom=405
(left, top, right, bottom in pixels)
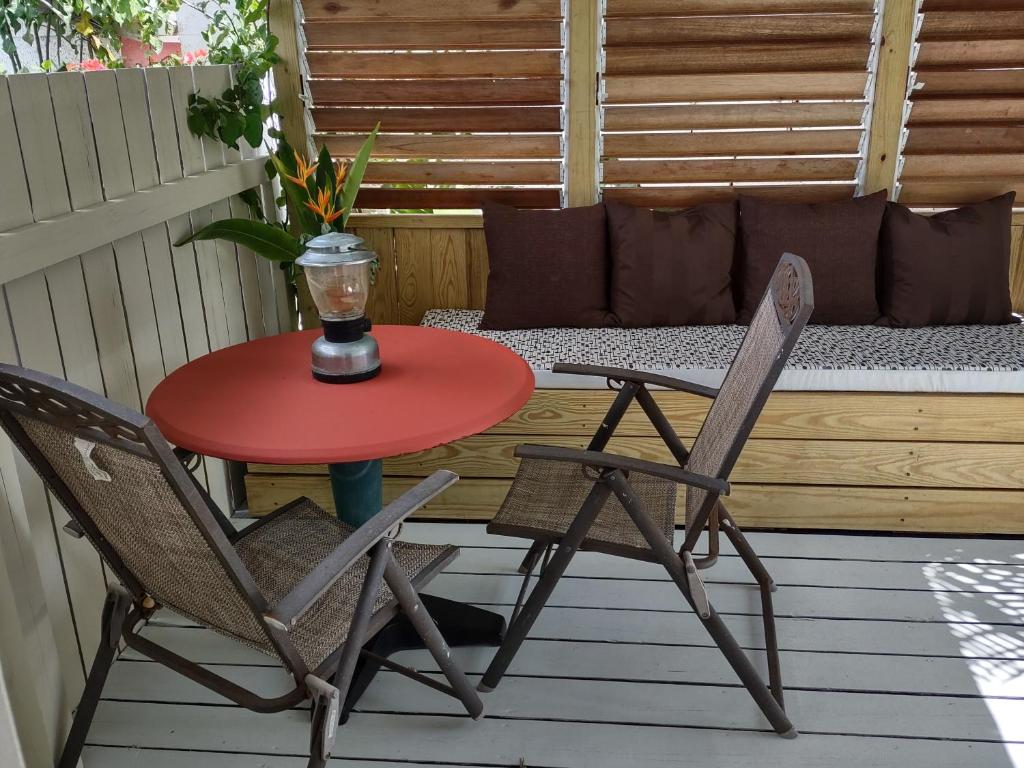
left=329, top=460, right=383, bottom=528
left=340, top=594, right=505, bottom=723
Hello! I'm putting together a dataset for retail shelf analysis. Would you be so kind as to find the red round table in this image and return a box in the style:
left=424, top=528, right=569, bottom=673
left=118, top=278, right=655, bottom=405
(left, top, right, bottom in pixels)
left=147, top=325, right=535, bottom=526
left=146, top=324, right=534, bottom=719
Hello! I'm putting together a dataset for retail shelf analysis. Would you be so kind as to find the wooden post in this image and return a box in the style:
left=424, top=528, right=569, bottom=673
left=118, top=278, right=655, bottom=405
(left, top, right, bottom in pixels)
left=565, top=0, right=600, bottom=207
left=863, top=0, right=918, bottom=197
left=268, top=0, right=311, bottom=156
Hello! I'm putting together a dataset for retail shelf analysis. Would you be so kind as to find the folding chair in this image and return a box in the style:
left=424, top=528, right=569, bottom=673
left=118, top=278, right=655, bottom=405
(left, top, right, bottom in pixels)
left=0, top=365, right=482, bottom=768
left=478, top=253, right=813, bottom=738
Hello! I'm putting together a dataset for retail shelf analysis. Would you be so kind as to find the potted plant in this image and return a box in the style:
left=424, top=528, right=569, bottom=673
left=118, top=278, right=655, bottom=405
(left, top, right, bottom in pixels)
left=176, top=125, right=379, bottom=329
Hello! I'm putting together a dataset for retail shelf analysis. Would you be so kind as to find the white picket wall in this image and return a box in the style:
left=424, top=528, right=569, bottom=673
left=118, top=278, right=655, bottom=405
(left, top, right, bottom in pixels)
left=0, top=64, right=287, bottom=765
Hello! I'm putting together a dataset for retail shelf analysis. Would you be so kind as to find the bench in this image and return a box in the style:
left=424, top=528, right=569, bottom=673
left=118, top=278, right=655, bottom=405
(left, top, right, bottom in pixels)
left=245, top=214, right=1024, bottom=534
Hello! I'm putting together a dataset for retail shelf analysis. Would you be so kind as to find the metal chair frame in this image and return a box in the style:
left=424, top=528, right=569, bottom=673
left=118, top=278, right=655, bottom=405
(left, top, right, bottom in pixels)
left=0, top=364, right=482, bottom=768
left=481, top=254, right=815, bottom=739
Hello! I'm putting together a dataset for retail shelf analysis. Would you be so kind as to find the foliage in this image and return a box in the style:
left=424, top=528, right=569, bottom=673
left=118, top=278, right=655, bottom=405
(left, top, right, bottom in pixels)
left=0, top=0, right=180, bottom=72
left=184, top=0, right=278, bottom=151
left=176, top=127, right=380, bottom=282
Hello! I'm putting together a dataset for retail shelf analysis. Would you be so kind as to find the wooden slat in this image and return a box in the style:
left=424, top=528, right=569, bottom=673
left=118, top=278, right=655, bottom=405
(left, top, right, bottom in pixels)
left=244, top=473, right=1024, bottom=533
left=602, top=157, right=857, bottom=183
left=919, top=10, right=1024, bottom=40
left=269, top=0, right=311, bottom=157
left=357, top=187, right=559, bottom=209
left=924, top=0, right=1024, bottom=9
left=898, top=180, right=1024, bottom=204
left=909, top=97, right=1024, bottom=124
left=601, top=184, right=857, bottom=206
left=603, top=72, right=868, bottom=103
left=306, top=50, right=561, bottom=78
left=566, top=0, right=600, bottom=206
left=604, top=43, right=871, bottom=75
left=862, top=0, right=916, bottom=197
left=902, top=153, right=1024, bottom=178
left=312, top=105, right=561, bottom=133
left=350, top=212, right=484, bottom=227
left=251, top=436, right=1024, bottom=489
left=603, top=101, right=865, bottom=131
left=303, top=20, right=562, bottom=49
left=904, top=125, right=1024, bottom=154
left=488, top=389, right=1024, bottom=442
left=321, top=133, right=561, bottom=159
left=605, top=15, right=875, bottom=45
left=917, top=39, right=1024, bottom=68
left=362, top=160, right=560, bottom=185
left=309, top=78, right=561, bottom=106
left=914, top=69, right=1024, bottom=97
left=605, top=0, right=875, bottom=13
left=602, top=129, right=862, bottom=157
left=301, top=0, right=562, bottom=20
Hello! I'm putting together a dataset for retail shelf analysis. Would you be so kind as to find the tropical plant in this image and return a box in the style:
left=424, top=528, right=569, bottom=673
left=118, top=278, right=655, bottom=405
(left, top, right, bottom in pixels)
left=175, top=125, right=380, bottom=283
left=1, top=0, right=180, bottom=72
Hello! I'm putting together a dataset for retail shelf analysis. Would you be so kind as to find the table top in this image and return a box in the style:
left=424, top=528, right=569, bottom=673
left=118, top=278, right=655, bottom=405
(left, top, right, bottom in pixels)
left=146, top=325, right=535, bottom=465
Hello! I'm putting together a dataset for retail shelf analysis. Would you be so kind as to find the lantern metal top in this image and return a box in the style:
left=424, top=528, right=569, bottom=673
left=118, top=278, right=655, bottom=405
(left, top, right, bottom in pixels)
left=296, top=232, right=375, bottom=267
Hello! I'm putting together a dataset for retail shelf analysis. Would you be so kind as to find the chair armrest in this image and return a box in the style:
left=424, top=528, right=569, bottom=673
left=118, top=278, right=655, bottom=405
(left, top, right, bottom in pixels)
left=515, top=444, right=729, bottom=495
left=264, top=470, right=458, bottom=630
left=551, top=363, right=719, bottom=399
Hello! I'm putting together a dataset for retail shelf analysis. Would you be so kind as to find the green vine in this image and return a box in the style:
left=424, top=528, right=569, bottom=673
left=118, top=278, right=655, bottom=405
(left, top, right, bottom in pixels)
left=184, top=0, right=279, bottom=151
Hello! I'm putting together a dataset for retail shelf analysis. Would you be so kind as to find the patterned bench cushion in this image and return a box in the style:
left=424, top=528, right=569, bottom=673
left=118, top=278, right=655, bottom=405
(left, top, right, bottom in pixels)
left=421, top=310, right=1024, bottom=393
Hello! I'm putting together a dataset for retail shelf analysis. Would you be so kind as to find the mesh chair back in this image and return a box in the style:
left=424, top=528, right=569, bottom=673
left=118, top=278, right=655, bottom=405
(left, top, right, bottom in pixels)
left=684, top=254, right=813, bottom=526
left=0, top=365, right=267, bottom=645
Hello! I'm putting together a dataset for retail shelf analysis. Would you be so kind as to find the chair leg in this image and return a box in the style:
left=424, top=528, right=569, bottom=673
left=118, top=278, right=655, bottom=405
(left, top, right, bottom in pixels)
left=511, top=542, right=552, bottom=625
left=306, top=675, right=340, bottom=768
left=720, top=515, right=784, bottom=706
left=606, top=471, right=795, bottom=738
left=517, top=541, right=545, bottom=574
left=382, top=553, right=484, bottom=719
left=479, top=481, right=612, bottom=693
left=58, top=585, right=133, bottom=768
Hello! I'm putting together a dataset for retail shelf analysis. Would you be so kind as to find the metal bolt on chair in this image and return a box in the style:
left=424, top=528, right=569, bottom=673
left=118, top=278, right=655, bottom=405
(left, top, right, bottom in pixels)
left=0, top=365, right=482, bottom=768
left=478, top=254, right=814, bottom=739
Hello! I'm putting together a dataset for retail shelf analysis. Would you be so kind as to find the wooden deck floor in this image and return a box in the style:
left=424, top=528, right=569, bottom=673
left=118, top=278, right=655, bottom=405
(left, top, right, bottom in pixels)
left=84, top=523, right=1024, bottom=767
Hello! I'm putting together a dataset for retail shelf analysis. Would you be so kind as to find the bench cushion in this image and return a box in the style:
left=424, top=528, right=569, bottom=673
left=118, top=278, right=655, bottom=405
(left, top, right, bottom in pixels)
left=421, top=309, right=1024, bottom=393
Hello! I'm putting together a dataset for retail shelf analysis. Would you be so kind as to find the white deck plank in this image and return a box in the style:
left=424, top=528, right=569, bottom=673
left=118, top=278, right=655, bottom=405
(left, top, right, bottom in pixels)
left=82, top=746, right=479, bottom=768
left=426, top=572, right=1021, bottom=625
left=399, top=522, right=1024, bottom=564
left=87, top=701, right=1024, bottom=768
left=113, top=626, right=1024, bottom=698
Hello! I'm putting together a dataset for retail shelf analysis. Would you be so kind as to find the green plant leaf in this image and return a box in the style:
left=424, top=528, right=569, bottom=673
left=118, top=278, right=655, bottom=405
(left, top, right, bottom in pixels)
left=243, top=109, right=263, bottom=149
left=175, top=219, right=301, bottom=262
left=339, top=122, right=379, bottom=228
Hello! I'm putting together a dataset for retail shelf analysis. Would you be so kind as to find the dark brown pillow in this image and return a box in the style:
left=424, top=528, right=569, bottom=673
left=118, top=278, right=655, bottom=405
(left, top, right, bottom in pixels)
left=480, top=202, right=611, bottom=329
left=737, top=192, right=887, bottom=324
left=606, top=200, right=737, bottom=326
left=879, top=193, right=1015, bottom=327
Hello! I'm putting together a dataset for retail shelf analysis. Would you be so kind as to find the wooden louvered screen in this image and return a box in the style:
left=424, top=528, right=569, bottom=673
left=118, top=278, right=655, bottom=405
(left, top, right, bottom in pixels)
left=899, top=1, right=1024, bottom=205
left=302, top=0, right=565, bottom=209
left=599, top=0, right=878, bottom=207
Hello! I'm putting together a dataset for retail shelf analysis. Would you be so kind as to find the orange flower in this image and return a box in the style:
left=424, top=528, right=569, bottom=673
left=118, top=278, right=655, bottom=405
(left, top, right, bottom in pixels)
left=334, top=160, right=350, bottom=188
left=285, top=149, right=317, bottom=187
left=304, top=187, right=345, bottom=224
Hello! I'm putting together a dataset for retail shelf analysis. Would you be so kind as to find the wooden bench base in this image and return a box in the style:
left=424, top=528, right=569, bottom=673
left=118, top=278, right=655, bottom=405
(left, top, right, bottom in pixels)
left=244, top=389, right=1024, bottom=534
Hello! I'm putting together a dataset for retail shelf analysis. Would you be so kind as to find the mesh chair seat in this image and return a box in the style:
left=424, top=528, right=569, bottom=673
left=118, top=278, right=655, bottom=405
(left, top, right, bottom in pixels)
left=232, top=499, right=456, bottom=670
left=488, top=457, right=677, bottom=561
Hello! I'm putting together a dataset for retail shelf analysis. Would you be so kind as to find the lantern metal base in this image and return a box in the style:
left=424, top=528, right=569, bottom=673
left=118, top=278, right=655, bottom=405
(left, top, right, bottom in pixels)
left=313, top=365, right=381, bottom=384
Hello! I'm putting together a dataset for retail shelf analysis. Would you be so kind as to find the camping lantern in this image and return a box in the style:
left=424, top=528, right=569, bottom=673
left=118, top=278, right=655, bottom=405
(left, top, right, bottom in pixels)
left=296, top=232, right=381, bottom=383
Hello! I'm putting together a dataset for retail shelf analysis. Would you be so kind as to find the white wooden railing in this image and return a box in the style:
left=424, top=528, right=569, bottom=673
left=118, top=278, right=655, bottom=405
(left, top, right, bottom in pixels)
left=0, top=64, right=284, bottom=766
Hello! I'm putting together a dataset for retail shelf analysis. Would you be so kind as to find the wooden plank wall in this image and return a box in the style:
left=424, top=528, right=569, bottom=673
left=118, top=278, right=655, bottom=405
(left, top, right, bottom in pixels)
left=0, top=65, right=282, bottom=763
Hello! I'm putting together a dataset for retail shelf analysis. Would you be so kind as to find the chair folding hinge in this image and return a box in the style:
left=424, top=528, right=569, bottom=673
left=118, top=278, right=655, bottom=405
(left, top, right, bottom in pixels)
left=682, top=551, right=711, bottom=619
left=62, top=519, right=85, bottom=539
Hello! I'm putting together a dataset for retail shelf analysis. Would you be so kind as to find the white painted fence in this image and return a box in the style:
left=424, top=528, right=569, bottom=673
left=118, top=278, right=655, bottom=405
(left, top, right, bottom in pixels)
left=0, top=64, right=286, bottom=765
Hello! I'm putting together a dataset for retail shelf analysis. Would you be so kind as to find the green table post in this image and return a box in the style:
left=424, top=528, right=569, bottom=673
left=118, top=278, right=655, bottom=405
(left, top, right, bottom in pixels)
left=328, top=459, right=383, bottom=527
